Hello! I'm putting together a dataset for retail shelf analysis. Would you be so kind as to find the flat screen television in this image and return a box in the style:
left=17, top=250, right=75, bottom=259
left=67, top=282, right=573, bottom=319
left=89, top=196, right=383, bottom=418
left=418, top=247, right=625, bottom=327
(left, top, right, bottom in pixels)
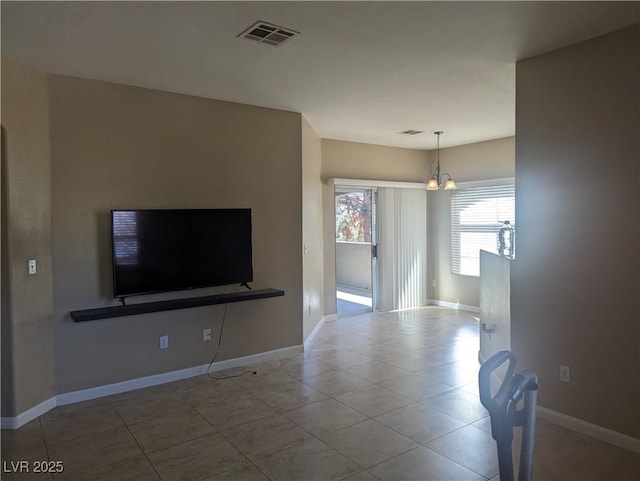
left=111, top=209, right=253, bottom=298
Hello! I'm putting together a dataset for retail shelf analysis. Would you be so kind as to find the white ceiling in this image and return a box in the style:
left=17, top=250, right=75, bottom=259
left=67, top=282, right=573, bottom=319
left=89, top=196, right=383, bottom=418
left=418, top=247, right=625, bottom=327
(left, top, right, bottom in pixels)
left=2, top=1, right=637, bottom=149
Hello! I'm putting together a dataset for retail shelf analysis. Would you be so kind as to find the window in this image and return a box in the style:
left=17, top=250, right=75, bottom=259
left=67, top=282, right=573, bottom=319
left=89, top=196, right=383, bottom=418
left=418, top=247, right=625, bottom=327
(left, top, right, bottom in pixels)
left=335, top=191, right=372, bottom=242
left=450, top=181, right=515, bottom=277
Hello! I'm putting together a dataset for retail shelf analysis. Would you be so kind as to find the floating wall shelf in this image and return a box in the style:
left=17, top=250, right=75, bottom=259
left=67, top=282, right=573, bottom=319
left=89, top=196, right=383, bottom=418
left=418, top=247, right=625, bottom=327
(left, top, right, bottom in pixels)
left=70, top=288, right=285, bottom=322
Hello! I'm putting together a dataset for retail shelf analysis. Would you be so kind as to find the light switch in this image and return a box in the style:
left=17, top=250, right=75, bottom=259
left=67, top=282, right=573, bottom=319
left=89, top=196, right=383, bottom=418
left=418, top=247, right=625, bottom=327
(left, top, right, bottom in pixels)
left=28, top=259, right=37, bottom=275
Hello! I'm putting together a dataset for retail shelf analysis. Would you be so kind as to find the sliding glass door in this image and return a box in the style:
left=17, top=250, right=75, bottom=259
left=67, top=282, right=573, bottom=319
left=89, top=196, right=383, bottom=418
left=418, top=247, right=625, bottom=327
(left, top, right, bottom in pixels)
left=334, top=187, right=377, bottom=317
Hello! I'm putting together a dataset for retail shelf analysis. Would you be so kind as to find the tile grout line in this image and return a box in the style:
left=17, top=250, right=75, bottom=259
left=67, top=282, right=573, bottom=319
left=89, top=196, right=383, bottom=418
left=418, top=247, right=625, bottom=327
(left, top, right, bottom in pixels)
left=12, top=309, right=525, bottom=481
left=172, top=378, right=287, bottom=481
left=112, top=397, right=165, bottom=481
left=38, top=417, right=55, bottom=481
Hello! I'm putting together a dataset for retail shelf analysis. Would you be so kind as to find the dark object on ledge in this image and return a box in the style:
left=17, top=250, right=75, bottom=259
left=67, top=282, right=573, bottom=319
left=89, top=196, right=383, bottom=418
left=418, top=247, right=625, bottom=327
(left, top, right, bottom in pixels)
left=70, top=288, right=284, bottom=322
left=497, top=220, right=515, bottom=258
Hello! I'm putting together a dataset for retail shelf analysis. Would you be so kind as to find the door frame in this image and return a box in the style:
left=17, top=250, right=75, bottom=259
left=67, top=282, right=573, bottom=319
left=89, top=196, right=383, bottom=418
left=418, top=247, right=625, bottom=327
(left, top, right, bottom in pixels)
left=334, top=185, right=378, bottom=315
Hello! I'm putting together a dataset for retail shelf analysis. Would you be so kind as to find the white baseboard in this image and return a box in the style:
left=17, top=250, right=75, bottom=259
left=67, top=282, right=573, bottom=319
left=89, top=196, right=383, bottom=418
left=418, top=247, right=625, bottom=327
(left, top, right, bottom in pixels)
left=537, top=406, right=640, bottom=454
left=474, top=356, right=639, bottom=454
left=0, top=396, right=57, bottom=430
left=303, top=315, right=329, bottom=351
left=2, top=344, right=303, bottom=429
left=57, top=364, right=210, bottom=407
left=427, top=299, right=480, bottom=313
left=206, top=345, right=303, bottom=374
left=8, top=346, right=638, bottom=456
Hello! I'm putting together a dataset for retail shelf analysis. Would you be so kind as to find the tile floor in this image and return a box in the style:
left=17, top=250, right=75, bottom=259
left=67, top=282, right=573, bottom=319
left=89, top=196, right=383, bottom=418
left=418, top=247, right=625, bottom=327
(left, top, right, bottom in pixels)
left=336, top=285, right=372, bottom=317
left=2, top=307, right=639, bottom=480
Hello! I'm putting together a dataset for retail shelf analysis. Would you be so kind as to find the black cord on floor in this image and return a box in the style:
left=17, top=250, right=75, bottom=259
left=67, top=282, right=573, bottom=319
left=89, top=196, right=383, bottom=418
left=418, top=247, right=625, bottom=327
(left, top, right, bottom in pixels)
left=208, top=369, right=257, bottom=380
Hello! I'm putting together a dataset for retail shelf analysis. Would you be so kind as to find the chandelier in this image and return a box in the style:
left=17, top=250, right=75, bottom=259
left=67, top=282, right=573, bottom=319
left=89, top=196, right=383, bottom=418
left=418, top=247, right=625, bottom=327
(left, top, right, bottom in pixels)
left=426, top=131, right=457, bottom=191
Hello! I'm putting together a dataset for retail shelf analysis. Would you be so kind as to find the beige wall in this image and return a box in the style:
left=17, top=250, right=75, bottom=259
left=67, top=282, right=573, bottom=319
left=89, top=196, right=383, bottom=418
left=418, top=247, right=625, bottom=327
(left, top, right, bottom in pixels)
left=1, top=125, right=11, bottom=416
left=428, top=137, right=515, bottom=308
left=1, top=60, right=56, bottom=415
left=322, top=184, right=337, bottom=315
left=301, top=117, right=325, bottom=340
left=321, top=139, right=427, bottom=313
left=48, top=75, right=303, bottom=393
left=322, top=139, right=428, bottom=183
left=512, top=26, right=639, bottom=438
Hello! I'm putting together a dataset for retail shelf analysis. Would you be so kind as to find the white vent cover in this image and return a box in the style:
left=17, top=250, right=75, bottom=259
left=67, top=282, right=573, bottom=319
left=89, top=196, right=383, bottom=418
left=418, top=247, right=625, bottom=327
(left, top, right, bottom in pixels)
left=238, top=21, right=299, bottom=46
left=398, top=130, right=424, bottom=135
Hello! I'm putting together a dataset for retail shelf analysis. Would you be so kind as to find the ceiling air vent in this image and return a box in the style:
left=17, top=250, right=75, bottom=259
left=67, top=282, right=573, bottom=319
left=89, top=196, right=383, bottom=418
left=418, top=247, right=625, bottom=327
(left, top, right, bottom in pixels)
left=398, top=130, right=424, bottom=135
left=238, top=21, right=299, bottom=47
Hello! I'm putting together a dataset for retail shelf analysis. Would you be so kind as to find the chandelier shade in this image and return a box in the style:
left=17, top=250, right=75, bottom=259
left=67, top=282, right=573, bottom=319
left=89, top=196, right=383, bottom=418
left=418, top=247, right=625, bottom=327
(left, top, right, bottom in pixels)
left=426, top=131, right=457, bottom=191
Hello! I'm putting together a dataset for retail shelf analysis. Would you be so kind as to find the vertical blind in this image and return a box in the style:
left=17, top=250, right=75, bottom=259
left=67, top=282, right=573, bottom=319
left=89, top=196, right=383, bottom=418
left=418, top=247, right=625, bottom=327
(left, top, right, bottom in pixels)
left=378, top=187, right=428, bottom=311
left=450, top=183, right=515, bottom=277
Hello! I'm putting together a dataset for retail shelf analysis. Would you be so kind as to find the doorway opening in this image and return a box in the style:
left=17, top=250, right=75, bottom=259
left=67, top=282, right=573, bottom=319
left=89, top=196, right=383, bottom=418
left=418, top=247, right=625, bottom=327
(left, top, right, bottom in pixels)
left=334, top=187, right=377, bottom=317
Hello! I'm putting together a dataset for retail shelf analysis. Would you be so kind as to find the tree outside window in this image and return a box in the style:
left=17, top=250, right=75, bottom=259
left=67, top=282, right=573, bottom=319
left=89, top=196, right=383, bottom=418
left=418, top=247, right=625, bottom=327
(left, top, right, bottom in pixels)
left=335, top=191, right=372, bottom=242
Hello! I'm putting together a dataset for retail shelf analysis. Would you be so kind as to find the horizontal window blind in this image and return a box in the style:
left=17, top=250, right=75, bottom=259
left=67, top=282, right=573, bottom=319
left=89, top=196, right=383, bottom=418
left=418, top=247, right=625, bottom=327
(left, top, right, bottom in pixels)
left=450, top=183, right=515, bottom=277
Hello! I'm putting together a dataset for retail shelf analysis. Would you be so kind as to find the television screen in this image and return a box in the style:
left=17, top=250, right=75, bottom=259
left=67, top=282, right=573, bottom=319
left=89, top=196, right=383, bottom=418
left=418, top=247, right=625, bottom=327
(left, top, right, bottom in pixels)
left=111, top=209, right=253, bottom=297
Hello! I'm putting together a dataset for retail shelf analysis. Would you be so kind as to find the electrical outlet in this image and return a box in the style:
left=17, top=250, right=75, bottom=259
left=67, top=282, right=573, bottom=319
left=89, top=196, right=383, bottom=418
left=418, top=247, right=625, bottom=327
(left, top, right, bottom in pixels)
left=28, top=259, right=37, bottom=275
left=160, top=335, right=169, bottom=349
left=560, top=365, right=571, bottom=383
left=203, top=328, right=212, bottom=341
